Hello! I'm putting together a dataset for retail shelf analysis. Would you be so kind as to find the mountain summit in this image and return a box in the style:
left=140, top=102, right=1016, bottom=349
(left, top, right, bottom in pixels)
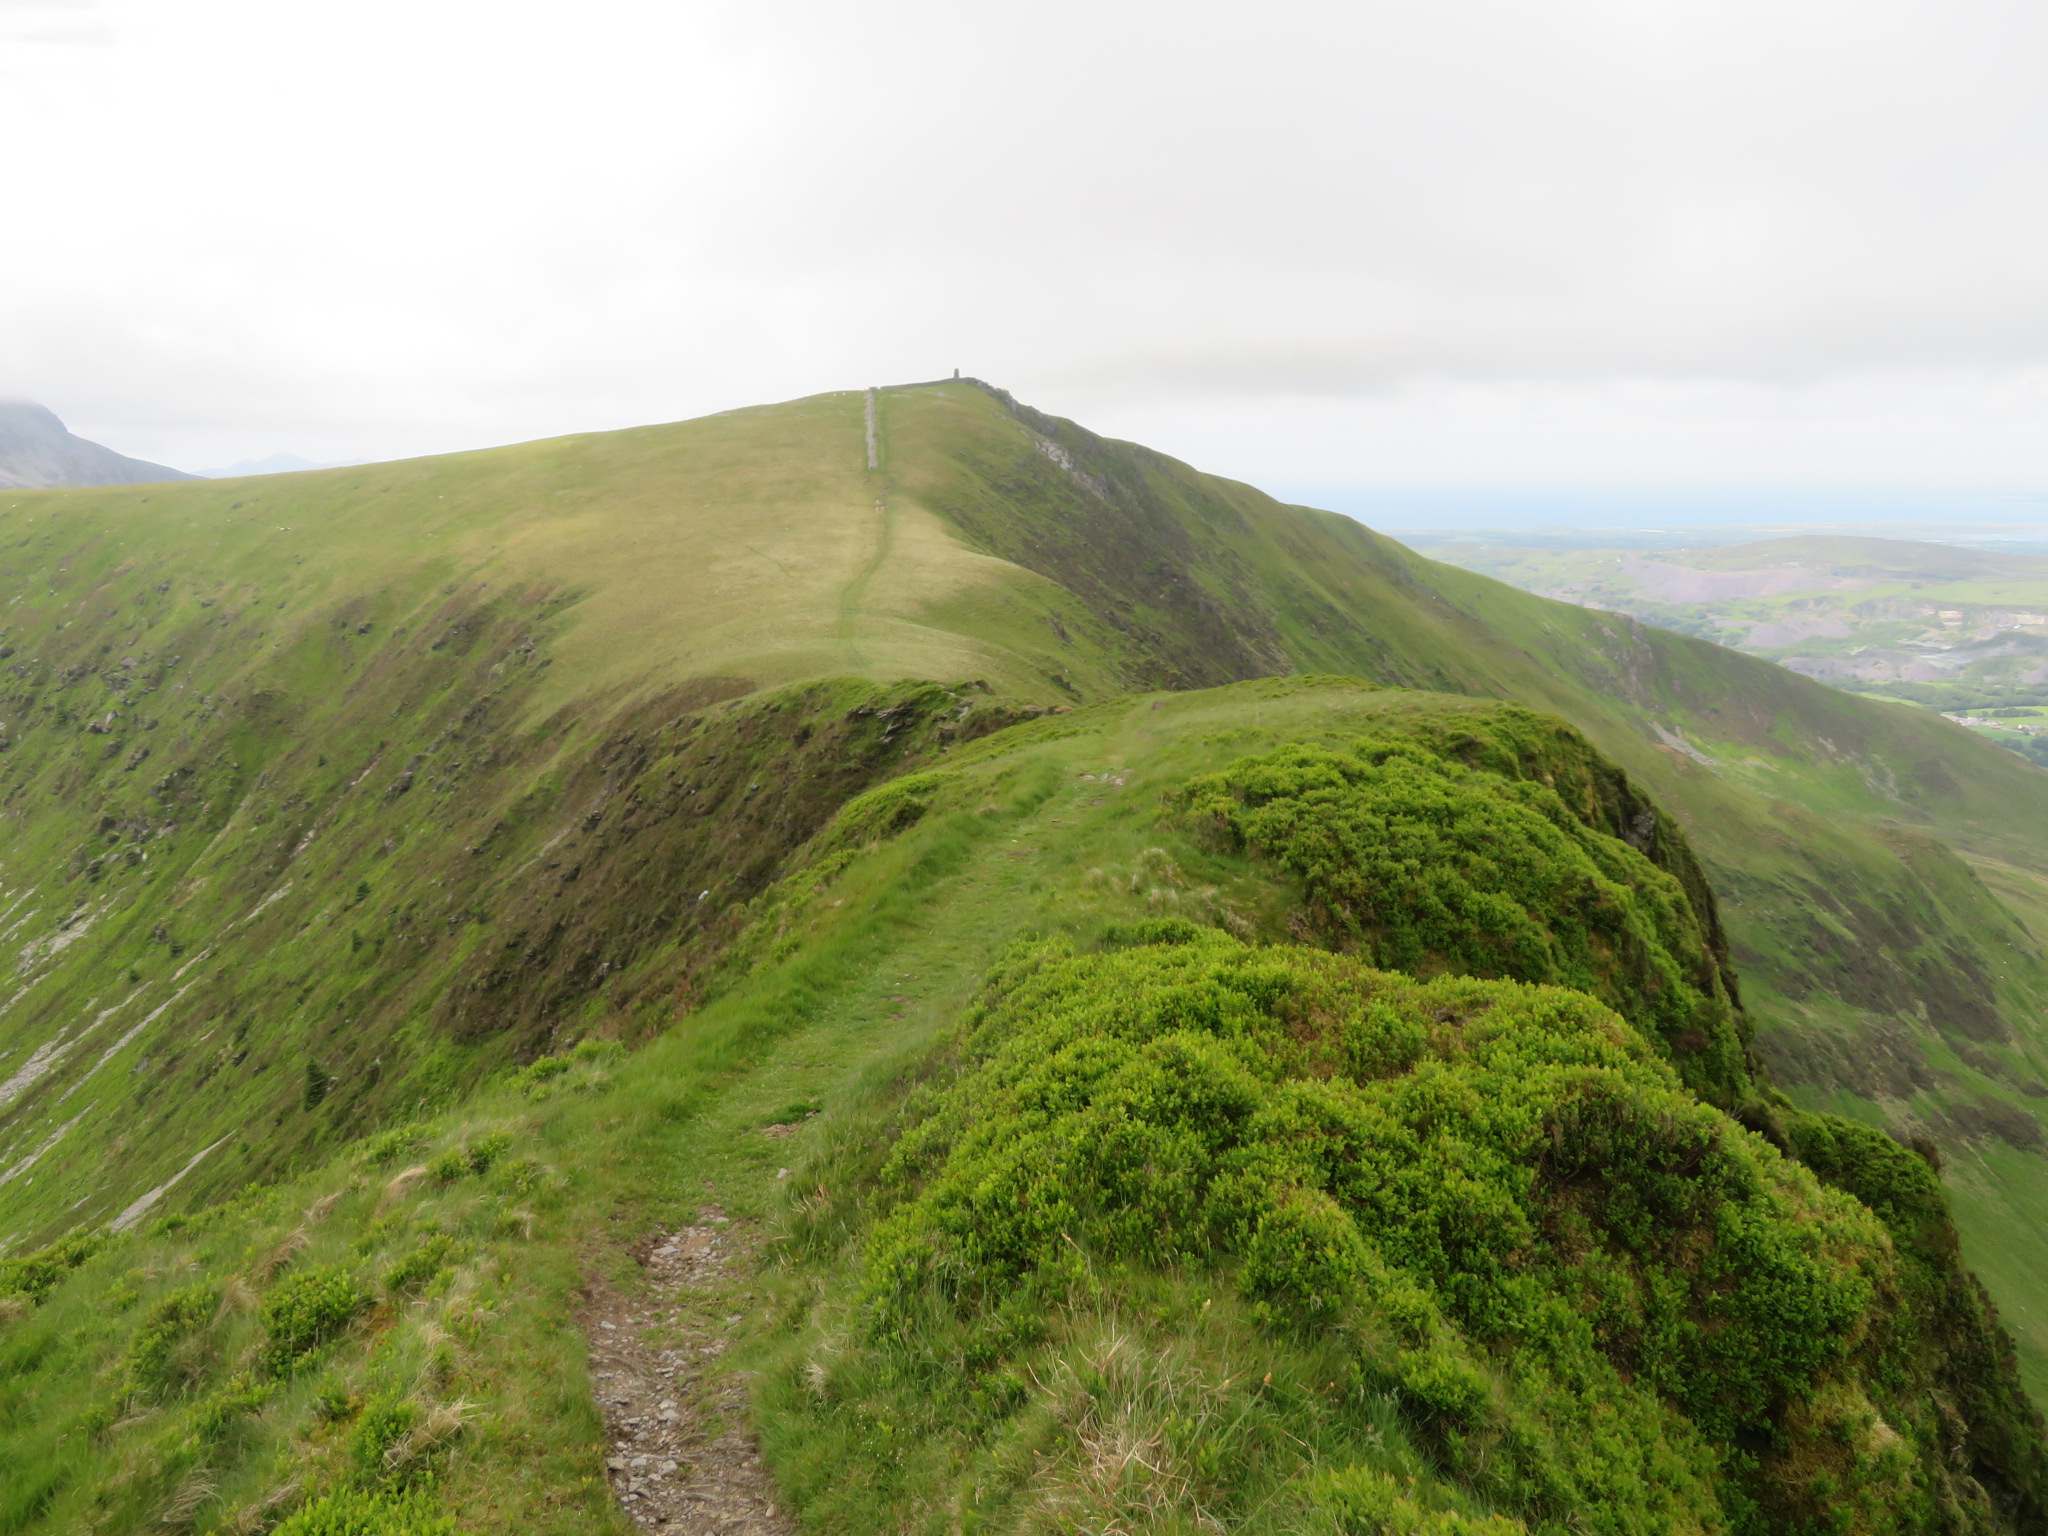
left=0, top=400, right=194, bottom=489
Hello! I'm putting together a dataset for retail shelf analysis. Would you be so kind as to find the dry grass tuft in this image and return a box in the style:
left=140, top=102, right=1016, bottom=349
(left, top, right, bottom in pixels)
left=218, top=1276, right=258, bottom=1316
left=255, top=1227, right=310, bottom=1282
left=1022, top=1332, right=1234, bottom=1535
left=219, top=1477, right=305, bottom=1534
left=303, top=1189, right=345, bottom=1224
left=159, top=1472, right=217, bottom=1526
left=377, top=1164, right=431, bottom=1214
left=385, top=1399, right=477, bottom=1476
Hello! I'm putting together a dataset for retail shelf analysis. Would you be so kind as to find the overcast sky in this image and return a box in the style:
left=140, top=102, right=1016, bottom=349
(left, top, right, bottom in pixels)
left=4, top=0, right=2046, bottom=515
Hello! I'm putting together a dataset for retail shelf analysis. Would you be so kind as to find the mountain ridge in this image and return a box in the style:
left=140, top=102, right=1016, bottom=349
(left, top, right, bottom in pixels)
left=0, top=401, right=195, bottom=490
left=1, top=380, right=2047, bottom=1533
left=4, top=380, right=2048, bottom=1272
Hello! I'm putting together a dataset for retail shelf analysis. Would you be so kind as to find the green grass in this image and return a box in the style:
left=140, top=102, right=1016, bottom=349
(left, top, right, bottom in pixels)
left=8, top=382, right=2048, bottom=1529
left=7, top=382, right=2048, bottom=1256
left=5, top=679, right=2040, bottom=1534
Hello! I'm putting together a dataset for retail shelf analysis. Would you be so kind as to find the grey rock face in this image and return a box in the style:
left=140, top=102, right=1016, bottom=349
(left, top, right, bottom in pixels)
left=0, top=402, right=196, bottom=490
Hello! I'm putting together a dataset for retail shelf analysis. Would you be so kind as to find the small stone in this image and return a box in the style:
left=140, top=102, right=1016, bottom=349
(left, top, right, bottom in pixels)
left=775, top=1167, right=791, bottom=1180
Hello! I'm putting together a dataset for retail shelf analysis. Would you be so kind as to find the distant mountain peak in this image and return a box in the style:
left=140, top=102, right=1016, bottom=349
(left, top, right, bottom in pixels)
left=196, top=452, right=339, bottom=479
left=0, top=401, right=196, bottom=490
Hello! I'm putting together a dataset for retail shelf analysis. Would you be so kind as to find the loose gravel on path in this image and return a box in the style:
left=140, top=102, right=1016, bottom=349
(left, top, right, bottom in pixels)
left=583, top=1211, right=794, bottom=1535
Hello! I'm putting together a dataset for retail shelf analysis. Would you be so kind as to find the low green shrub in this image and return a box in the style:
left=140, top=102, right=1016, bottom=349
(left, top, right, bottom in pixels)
left=1172, top=736, right=1749, bottom=1102
left=195, top=1372, right=273, bottom=1442
left=350, top=1394, right=423, bottom=1483
left=816, top=933, right=2022, bottom=1533
left=503, top=1041, right=617, bottom=1099
left=260, top=1266, right=370, bottom=1375
left=122, top=1282, right=217, bottom=1397
left=429, top=1131, right=512, bottom=1183
left=358, top=1123, right=430, bottom=1168
left=381, top=1235, right=460, bottom=1295
left=490, top=1155, right=549, bottom=1195
left=271, top=1488, right=455, bottom=1536
left=504, top=1053, right=572, bottom=1098
left=0, top=1233, right=104, bottom=1305
left=314, top=1382, right=363, bottom=1422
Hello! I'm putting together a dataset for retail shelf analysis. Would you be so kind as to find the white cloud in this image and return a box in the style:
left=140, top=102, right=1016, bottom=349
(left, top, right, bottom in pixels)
left=1088, top=370, right=2048, bottom=490
left=1, top=0, right=2045, bottom=492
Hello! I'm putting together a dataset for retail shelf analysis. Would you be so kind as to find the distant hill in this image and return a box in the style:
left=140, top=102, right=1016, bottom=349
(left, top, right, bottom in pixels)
left=0, top=401, right=195, bottom=490
left=196, top=451, right=341, bottom=478
left=1680, top=533, right=2048, bottom=581
left=1424, top=531, right=2048, bottom=732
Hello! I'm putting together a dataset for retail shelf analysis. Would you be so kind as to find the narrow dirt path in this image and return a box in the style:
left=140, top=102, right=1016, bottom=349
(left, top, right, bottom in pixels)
left=583, top=1210, right=794, bottom=1534
left=838, top=387, right=894, bottom=668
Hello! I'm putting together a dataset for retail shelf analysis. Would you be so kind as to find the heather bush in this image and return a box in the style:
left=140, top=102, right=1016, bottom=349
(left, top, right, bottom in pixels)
left=1172, top=739, right=1749, bottom=1101
left=846, top=935, right=1945, bottom=1532
left=122, top=1282, right=218, bottom=1397
left=260, top=1266, right=370, bottom=1375
left=271, top=1489, right=455, bottom=1536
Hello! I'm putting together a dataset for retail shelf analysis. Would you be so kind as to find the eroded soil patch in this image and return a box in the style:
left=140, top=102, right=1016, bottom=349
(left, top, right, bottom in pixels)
left=583, top=1212, right=793, bottom=1534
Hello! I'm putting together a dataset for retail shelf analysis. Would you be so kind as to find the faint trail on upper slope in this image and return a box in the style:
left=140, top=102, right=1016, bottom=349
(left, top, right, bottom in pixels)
left=839, top=389, right=894, bottom=669
left=58, top=975, right=204, bottom=1105
left=0, top=1111, right=86, bottom=1189
left=110, top=1135, right=227, bottom=1232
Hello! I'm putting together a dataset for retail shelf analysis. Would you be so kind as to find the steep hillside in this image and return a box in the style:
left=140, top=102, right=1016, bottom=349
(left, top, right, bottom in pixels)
left=3, top=682, right=2041, bottom=1536
left=4, top=382, right=2048, bottom=1532
left=6, top=382, right=2048, bottom=1341
left=0, top=403, right=195, bottom=491
left=0, top=390, right=1103, bottom=1234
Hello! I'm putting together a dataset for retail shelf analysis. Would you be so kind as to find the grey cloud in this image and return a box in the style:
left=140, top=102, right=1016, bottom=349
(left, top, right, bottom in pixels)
left=1, top=0, right=2046, bottom=483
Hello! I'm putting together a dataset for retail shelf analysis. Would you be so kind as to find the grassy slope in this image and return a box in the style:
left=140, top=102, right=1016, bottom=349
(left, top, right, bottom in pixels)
left=4, top=680, right=2037, bottom=1535
left=3, top=382, right=2048, bottom=1521
left=7, top=379, right=2048, bottom=1306
left=867, top=383, right=2048, bottom=1383
left=0, top=390, right=1147, bottom=1240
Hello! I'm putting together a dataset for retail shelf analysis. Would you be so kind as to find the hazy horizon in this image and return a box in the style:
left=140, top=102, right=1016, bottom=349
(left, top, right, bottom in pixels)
left=5, top=1, right=2046, bottom=521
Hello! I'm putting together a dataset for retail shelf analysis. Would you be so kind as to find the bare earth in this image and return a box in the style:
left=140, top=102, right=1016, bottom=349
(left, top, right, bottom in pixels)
left=583, top=1212, right=795, bottom=1535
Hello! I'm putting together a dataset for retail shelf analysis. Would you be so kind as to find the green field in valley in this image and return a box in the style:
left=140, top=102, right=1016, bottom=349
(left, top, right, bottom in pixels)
left=1411, top=533, right=2048, bottom=764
